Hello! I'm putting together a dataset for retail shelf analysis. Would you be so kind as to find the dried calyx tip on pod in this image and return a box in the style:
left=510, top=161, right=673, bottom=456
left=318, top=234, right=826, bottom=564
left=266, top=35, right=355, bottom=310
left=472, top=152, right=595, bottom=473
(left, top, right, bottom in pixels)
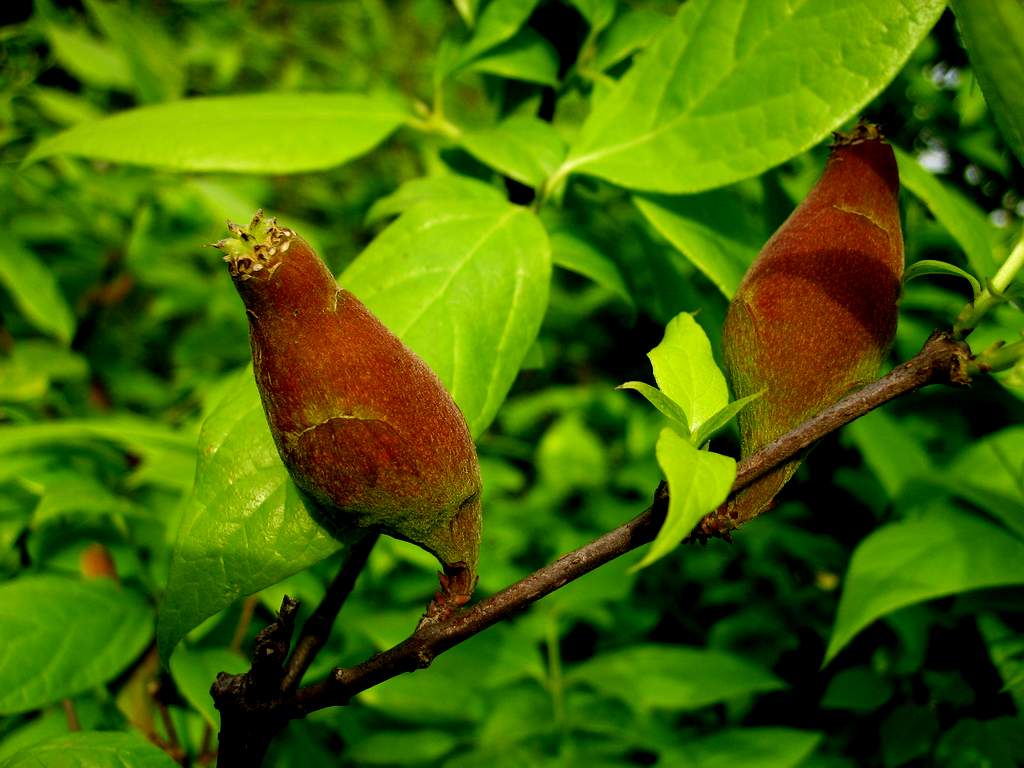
left=212, top=209, right=295, bottom=281
left=217, top=211, right=483, bottom=606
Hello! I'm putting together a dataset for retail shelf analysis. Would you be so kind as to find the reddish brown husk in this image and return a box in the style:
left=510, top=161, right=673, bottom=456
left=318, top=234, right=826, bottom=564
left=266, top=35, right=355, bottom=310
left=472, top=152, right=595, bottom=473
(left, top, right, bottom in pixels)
left=722, top=123, right=904, bottom=524
left=216, top=212, right=482, bottom=599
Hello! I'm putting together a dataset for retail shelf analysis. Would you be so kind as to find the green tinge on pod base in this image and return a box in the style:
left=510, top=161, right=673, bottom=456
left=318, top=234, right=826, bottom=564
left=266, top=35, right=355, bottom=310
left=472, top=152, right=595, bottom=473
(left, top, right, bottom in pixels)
left=216, top=211, right=483, bottom=602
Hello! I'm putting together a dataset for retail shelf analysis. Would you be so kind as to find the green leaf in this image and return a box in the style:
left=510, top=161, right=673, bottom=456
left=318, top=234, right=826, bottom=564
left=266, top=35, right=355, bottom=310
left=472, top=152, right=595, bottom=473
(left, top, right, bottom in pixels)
left=0, top=575, right=152, bottom=715
left=536, top=413, right=608, bottom=493
left=637, top=428, right=735, bottom=568
left=903, top=259, right=982, bottom=297
left=84, top=0, right=184, bottom=104
left=567, top=0, right=616, bottom=33
left=346, top=730, right=459, bottom=765
left=343, top=198, right=551, bottom=437
left=464, top=29, right=560, bottom=86
left=634, top=188, right=763, bottom=299
left=460, top=116, right=566, bottom=188
left=43, top=24, right=132, bottom=90
left=617, top=382, right=690, bottom=437
left=366, top=174, right=504, bottom=225
left=26, top=93, right=410, bottom=173
left=895, top=146, right=999, bottom=278
left=821, top=667, right=895, bottom=712
left=559, top=0, right=945, bottom=192
left=593, top=9, right=671, bottom=72
left=451, top=0, right=543, bottom=72
left=0, top=416, right=196, bottom=492
left=549, top=230, right=634, bottom=308
left=566, top=644, right=783, bottom=711
left=691, top=390, right=763, bottom=448
left=169, top=646, right=247, bottom=727
left=951, top=0, right=1024, bottom=166
left=945, top=426, right=1024, bottom=539
left=0, top=732, right=178, bottom=768
left=825, top=508, right=1024, bottom=664
left=845, top=409, right=933, bottom=500
left=648, top=312, right=728, bottom=433
left=157, top=373, right=350, bottom=662
left=660, top=728, right=823, bottom=768
left=0, top=240, right=75, bottom=344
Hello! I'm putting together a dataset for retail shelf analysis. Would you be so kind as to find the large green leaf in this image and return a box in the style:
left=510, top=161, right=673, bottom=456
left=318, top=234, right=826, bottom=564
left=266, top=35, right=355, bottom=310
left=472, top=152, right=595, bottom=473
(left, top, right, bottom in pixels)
left=558, top=0, right=945, bottom=192
left=637, top=428, right=735, bottom=568
left=157, top=373, right=349, bottom=661
left=0, top=240, right=75, bottom=345
left=0, top=732, right=178, bottom=768
left=895, top=147, right=999, bottom=278
left=825, top=508, right=1024, bottom=664
left=26, top=93, right=410, bottom=173
left=566, top=644, right=784, bottom=711
left=951, top=0, right=1024, bottom=167
left=343, top=198, right=551, bottom=437
left=0, top=576, right=152, bottom=715
left=647, top=312, right=728, bottom=433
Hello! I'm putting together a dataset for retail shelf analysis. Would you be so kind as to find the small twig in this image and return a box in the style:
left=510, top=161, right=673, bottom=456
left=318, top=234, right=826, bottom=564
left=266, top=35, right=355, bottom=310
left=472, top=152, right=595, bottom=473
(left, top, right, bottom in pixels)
left=954, top=234, right=1024, bottom=337
left=281, top=531, right=379, bottom=692
left=230, top=595, right=259, bottom=653
left=62, top=699, right=80, bottom=732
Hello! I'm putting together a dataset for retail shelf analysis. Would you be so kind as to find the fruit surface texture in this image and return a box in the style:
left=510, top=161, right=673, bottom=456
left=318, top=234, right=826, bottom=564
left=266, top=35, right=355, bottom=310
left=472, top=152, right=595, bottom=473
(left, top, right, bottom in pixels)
left=216, top=212, right=482, bottom=596
left=722, top=123, right=904, bottom=523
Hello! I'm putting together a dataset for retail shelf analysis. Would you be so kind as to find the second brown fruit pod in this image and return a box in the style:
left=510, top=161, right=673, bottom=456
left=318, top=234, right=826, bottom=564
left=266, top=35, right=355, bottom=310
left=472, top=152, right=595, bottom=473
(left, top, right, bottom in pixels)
left=216, top=212, right=482, bottom=602
left=722, top=122, right=904, bottom=523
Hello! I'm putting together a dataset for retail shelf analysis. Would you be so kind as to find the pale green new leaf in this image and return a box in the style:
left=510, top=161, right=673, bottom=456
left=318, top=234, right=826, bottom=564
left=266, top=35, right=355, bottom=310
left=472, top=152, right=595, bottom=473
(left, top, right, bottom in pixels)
left=0, top=240, right=75, bottom=345
left=691, top=390, right=763, bottom=448
left=637, top=428, right=734, bottom=570
left=43, top=24, right=131, bottom=90
left=26, top=93, right=410, bottom=173
left=648, top=312, right=728, bottom=433
left=460, top=116, right=566, bottom=188
left=560, top=0, right=945, bottom=192
left=903, top=259, right=982, bottom=298
left=825, top=508, right=1024, bottom=664
left=157, top=373, right=348, bottom=661
left=452, top=0, right=542, bottom=71
left=343, top=198, right=551, bottom=437
left=617, top=382, right=690, bottom=437
left=567, top=644, right=783, bottom=712
left=896, top=147, right=999, bottom=278
left=0, top=576, right=152, bottom=715
left=951, top=0, right=1024, bottom=166
left=0, top=732, right=177, bottom=768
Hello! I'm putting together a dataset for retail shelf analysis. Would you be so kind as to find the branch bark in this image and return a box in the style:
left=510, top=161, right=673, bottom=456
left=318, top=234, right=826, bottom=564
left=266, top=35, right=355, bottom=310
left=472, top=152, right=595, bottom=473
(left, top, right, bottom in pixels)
left=215, top=330, right=973, bottom=762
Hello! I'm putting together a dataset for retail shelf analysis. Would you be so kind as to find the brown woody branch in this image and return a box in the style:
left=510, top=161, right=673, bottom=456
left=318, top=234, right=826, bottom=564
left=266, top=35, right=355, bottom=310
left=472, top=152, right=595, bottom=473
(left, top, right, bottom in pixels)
left=215, top=330, right=972, bottom=764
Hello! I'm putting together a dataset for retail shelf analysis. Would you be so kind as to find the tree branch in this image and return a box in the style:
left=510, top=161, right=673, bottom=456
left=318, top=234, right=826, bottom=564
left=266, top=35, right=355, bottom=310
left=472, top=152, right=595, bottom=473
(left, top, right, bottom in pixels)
left=281, top=531, right=379, bottom=692
left=290, top=330, right=973, bottom=715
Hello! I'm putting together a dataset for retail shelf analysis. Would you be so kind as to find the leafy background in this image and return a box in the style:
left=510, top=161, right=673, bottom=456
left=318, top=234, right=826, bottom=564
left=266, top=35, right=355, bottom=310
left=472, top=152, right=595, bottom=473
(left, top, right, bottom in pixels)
left=1, top=1, right=1023, bottom=767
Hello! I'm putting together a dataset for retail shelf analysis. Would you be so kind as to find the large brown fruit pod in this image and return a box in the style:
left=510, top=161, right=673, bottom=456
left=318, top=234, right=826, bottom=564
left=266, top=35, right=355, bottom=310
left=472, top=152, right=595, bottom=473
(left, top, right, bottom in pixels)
left=216, top=212, right=482, bottom=599
left=722, top=122, right=904, bottom=524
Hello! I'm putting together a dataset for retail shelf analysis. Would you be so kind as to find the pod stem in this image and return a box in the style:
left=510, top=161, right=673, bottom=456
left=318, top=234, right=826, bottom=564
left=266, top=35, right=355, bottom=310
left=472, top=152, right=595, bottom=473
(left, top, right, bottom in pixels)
left=954, top=233, right=1024, bottom=339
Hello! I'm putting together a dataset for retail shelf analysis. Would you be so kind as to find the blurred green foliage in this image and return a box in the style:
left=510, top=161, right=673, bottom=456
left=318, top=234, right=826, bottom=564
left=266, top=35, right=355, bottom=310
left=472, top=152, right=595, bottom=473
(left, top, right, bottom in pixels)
left=0, top=1, right=1023, bottom=767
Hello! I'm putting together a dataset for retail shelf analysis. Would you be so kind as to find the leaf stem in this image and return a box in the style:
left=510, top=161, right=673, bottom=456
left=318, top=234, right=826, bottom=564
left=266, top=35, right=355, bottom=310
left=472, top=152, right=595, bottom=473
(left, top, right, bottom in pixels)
left=954, top=234, right=1024, bottom=338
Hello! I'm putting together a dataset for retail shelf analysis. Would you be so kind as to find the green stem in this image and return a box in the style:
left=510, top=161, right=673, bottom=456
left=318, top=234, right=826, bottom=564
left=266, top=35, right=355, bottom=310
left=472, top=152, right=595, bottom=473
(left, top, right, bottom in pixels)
left=545, top=613, right=565, bottom=729
left=954, top=235, right=1024, bottom=338
left=967, top=337, right=1024, bottom=376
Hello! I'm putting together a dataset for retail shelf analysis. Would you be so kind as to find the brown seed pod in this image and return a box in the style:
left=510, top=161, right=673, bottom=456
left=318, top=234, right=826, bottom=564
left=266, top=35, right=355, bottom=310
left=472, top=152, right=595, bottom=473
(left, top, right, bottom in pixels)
left=216, top=211, right=482, bottom=599
left=722, top=122, right=904, bottom=523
